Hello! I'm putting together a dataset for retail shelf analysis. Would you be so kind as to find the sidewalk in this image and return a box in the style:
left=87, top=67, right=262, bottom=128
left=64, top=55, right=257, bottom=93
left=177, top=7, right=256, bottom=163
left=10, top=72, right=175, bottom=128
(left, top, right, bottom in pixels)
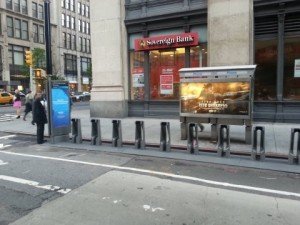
left=0, top=108, right=299, bottom=156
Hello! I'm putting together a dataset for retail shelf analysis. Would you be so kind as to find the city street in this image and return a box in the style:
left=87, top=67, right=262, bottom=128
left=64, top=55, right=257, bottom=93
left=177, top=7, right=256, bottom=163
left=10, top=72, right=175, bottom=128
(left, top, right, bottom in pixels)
left=1, top=132, right=300, bottom=225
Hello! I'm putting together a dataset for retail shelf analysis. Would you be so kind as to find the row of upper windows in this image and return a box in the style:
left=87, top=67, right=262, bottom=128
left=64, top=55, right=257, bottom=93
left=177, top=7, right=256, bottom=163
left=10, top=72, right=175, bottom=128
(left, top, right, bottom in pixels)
left=6, top=16, right=44, bottom=44
left=61, top=14, right=90, bottom=34
left=61, top=0, right=90, bottom=18
left=6, top=0, right=44, bottom=20
left=62, top=32, right=91, bottom=53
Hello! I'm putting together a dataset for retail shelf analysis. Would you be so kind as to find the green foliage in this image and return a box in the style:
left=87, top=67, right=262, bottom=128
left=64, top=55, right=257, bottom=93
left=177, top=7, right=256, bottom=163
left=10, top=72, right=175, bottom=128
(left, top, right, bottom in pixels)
left=20, top=65, right=30, bottom=77
left=32, top=48, right=46, bottom=69
left=51, top=74, right=66, bottom=81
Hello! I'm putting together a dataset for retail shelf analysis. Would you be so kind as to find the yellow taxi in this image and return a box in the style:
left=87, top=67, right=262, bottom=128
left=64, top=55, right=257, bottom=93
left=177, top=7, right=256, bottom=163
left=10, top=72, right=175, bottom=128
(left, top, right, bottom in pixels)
left=0, top=92, right=14, bottom=105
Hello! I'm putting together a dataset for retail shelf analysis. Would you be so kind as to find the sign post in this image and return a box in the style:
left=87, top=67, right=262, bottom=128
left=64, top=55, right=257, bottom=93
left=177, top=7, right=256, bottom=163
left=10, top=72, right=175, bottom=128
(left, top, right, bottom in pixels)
left=49, top=81, right=71, bottom=143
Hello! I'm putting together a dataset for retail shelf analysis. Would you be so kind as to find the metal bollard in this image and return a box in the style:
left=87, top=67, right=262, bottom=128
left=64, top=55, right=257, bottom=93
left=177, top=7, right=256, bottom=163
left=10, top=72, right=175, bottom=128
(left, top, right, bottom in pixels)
left=217, top=125, right=230, bottom=157
left=135, top=121, right=145, bottom=149
left=112, top=120, right=122, bottom=147
left=160, top=122, right=171, bottom=152
left=288, top=128, right=300, bottom=165
left=251, top=126, right=265, bottom=161
left=71, top=118, right=82, bottom=144
left=91, top=119, right=101, bottom=146
left=187, top=123, right=199, bottom=154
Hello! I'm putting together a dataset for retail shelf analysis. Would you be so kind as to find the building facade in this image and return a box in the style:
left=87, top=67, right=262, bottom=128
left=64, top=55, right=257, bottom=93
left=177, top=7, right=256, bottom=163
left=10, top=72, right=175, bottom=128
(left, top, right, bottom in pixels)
left=0, top=0, right=47, bottom=91
left=0, top=0, right=92, bottom=92
left=55, top=0, right=92, bottom=92
left=90, top=0, right=300, bottom=123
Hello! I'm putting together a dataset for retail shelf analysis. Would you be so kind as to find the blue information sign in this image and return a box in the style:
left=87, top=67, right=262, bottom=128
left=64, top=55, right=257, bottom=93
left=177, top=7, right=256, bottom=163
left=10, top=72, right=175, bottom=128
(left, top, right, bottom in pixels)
left=51, top=83, right=70, bottom=129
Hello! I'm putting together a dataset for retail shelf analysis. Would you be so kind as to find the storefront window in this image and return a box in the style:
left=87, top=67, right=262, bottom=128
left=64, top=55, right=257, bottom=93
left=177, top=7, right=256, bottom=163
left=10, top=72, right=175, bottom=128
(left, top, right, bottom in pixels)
left=284, top=37, right=300, bottom=100
left=150, top=48, right=185, bottom=100
left=130, top=51, right=145, bottom=101
left=255, top=39, right=277, bottom=101
left=190, top=45, right=207, bottom=67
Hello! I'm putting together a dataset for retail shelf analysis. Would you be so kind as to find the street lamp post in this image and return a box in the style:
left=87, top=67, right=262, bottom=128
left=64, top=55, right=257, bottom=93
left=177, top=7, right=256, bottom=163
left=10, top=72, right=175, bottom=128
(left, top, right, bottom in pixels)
left=44, top=0, right=52, bottom=76
left=44, top=0, right=52, bottom=136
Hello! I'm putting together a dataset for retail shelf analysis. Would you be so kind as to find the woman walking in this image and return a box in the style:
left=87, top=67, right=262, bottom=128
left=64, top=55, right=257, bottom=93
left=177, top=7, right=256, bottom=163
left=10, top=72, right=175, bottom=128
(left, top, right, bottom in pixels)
left=13, top=89, right=22, bottom=119
left=23, top=90, right=34, bottom=121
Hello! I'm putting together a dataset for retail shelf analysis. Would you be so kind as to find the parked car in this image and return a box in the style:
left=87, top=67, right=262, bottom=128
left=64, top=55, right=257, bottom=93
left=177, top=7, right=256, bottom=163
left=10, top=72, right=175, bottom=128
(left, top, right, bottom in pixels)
left=0, top=92, right=14, bottom=105
left=71, top=92, right=90, bottom=102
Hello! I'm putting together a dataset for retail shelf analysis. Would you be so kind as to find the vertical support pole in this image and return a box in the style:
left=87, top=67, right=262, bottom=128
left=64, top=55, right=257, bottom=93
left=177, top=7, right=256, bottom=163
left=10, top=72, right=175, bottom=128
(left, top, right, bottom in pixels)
left=288, top=128, right=300, bottom=164
left=135, top=121, right=145, bottom=149
left=160, top=122, right=171, bottom=152
left=112, top=120, right=122, bottom=147
left=91, top=119, right=101, bottom=146
left=251, top=126, right=265, bottom=161
left=217, top=125, right=230, bottom=157
left=44, top=0, right=52, bottom=76
left=187, top=123, right=199, bottom=155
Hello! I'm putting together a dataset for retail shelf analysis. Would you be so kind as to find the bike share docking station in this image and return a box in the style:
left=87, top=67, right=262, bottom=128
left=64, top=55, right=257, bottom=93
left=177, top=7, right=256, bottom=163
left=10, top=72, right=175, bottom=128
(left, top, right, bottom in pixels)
left=179, top=65, right=257, bottom=145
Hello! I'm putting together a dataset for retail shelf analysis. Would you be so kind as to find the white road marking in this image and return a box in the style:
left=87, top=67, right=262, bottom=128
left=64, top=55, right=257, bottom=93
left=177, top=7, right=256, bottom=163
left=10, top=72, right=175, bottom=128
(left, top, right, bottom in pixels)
left=0, top=160, right=8, bottom=166
left=143, top=205, right=165, bottom=212
left=0, top=144, right=11, bottom=149
left=113, top=200, right=122, bottom=204
left=0, top=135, right=16, bottom=140
left=0, top=175, right=71, bottom=194
left=0, top=151, right=300, bottom=198
left=152, top=207, right=165, bottom=212
left=259, top=177, right=277, bottom=180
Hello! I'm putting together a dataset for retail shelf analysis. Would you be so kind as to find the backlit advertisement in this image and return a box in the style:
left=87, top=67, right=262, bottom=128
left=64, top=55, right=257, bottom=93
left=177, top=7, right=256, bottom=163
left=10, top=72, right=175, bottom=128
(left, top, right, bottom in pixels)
left=180, top=82, right=250, bottom=115
left=51, top=83, right=70, bottom=129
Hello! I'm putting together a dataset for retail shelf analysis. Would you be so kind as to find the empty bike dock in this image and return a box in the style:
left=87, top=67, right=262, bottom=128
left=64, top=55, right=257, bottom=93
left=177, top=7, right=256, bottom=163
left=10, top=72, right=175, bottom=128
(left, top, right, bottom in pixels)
left=69, top=118, right=300, bottom=167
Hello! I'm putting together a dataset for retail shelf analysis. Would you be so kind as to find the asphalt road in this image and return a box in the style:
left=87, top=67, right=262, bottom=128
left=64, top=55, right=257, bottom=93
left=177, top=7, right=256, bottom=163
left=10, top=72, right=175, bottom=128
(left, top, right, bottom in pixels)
left=1, top=132, right=300, bottom=224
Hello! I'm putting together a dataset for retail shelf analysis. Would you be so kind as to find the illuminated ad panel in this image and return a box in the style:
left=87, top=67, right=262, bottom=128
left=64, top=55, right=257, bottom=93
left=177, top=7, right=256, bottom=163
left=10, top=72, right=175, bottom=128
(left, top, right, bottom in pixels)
left=180, top=82, right=250, bottom=115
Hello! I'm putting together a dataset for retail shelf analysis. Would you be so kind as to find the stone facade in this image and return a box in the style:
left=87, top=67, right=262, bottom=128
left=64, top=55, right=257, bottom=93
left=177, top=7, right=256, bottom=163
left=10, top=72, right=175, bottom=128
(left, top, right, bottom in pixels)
left=208, top=0, right=253, bottom=66
left=90, top=0, right=128, bottom=117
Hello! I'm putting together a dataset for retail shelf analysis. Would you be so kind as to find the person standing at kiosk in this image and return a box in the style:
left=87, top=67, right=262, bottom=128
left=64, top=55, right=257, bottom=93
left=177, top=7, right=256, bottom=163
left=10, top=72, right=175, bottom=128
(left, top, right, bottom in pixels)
left=32, top=93, right=48, bottom=144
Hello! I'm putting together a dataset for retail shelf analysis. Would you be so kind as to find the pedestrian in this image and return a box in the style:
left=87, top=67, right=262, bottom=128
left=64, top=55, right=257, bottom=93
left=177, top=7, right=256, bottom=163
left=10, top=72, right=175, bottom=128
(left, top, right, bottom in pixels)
left=32, top=93, right=48, bottom=144
left=13, top=89, right=22, bottom=119
left=23, top=90, right=34, bottom=121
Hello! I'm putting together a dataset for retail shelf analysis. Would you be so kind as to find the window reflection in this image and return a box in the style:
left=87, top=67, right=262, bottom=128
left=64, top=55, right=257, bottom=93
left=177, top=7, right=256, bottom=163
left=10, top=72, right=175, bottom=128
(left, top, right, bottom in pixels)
left=284, top=38, right=300, bottom=100
left=190, top=45, right=207, bottom=67
left=130, top=52, right=145, bottom=101
left=150, top=48, right=185, bottom=100
left=255, top=40, right=277, bottom=101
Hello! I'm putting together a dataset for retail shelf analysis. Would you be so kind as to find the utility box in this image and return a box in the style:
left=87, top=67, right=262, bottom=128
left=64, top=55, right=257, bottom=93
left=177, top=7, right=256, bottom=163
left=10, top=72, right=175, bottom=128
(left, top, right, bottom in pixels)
left=179, top=65, right=256, bottom=144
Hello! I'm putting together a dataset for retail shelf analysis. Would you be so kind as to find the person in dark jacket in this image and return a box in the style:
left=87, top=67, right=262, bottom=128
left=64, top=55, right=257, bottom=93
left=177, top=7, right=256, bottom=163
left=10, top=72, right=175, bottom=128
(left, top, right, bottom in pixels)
left=32, top=93, right=48, bottom=144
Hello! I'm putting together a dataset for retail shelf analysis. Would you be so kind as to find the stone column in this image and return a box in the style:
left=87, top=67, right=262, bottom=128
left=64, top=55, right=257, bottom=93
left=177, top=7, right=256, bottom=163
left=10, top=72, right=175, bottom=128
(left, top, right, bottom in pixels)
left=90, top=0, right=128, bottom=118
left=208, top=0, right=254, bottom=66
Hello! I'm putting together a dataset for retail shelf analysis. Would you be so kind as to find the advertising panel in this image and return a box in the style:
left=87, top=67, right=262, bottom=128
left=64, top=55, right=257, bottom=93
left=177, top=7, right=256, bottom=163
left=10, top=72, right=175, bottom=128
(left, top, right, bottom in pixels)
left=180, top=82, right=250, bottom=115
left=132, top=67, right=144, bottom=88
left=160, top=67, right=174, bottom=95
left=51, top=82, right=70, bottom=129
left=295, top=59, right=300, bottom=78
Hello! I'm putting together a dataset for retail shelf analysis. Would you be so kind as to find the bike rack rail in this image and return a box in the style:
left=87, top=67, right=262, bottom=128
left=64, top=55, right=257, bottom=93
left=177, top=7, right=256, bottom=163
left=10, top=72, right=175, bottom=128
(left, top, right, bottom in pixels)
left=71, top=118, right=82, bottom=144
left=288, top=128, right=300, bottom=165
left=187, top=123, right=199, bottom=154
left=112, top=120, right=122, bottom=147
left=251, top=126, right=265, bottom=161
left=160, top=122, right=171, bottom=152
left=217, top=125, right=230, bottom=157
left=91, top=119, right=101, bottom=146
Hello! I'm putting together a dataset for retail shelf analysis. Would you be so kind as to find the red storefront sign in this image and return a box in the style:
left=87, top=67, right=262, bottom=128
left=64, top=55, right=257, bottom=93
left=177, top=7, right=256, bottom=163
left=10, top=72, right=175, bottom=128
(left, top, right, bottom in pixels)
left=134, top=33, right=199, bottom=51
